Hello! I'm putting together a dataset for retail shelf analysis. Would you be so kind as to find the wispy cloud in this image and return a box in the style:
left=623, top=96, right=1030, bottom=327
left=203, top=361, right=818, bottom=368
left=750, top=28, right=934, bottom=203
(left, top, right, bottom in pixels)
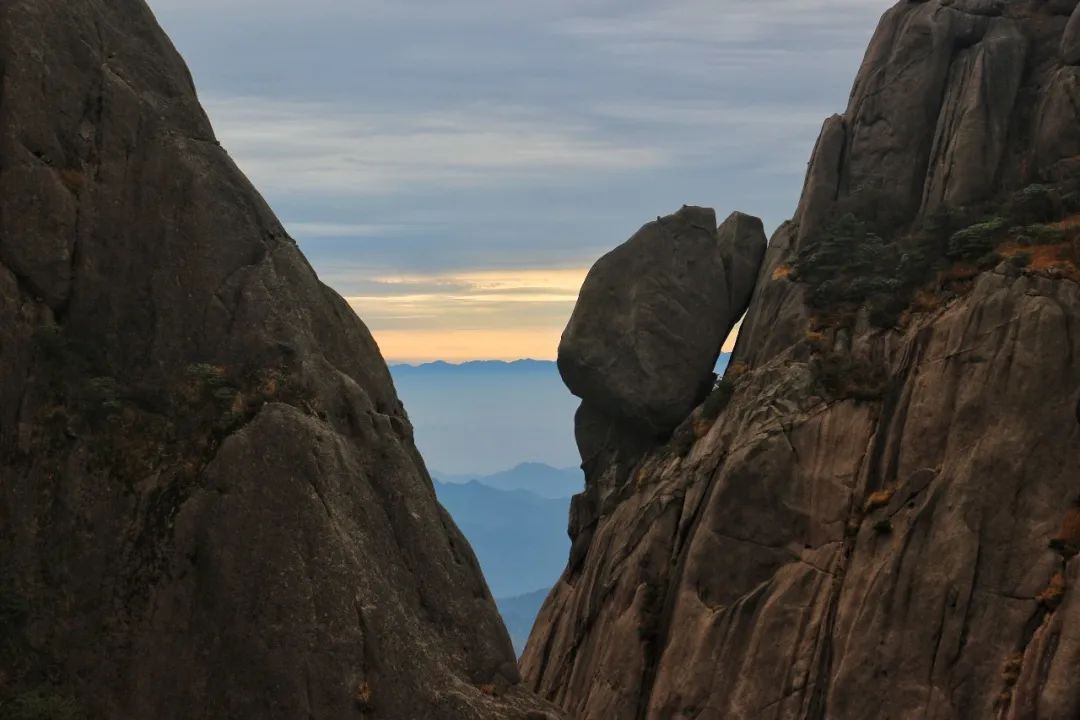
left=560, top=0, right=884, bottom=45
left=283, top=221, right=414, bottom=238
left=341, top=266, right=586, bottom=362
left=347, top=267, right=586, bottom=328
left=207, top=97, right=669, bottom=198
left=149, top=0, right=891, bottom=361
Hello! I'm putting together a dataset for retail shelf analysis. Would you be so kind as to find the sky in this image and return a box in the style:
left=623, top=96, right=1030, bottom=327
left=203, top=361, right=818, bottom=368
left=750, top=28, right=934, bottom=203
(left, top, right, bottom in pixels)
left=147, top=0, right=890, bottom=363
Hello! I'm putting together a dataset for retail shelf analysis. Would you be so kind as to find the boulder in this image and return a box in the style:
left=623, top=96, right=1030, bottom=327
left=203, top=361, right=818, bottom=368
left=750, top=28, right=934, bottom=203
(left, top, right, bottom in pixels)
left=558, top=206, right=766, bottom=438
left=718, top=211, right=768, bottom=313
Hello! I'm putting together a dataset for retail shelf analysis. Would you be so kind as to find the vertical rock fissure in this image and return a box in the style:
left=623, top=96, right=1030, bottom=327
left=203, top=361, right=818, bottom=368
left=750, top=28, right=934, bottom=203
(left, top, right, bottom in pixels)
left=633, top=463, right=724, bottom=720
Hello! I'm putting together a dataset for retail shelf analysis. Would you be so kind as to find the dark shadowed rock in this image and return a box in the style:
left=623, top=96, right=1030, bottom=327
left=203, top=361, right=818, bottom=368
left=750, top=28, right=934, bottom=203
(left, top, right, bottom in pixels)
left=718, top=211, right=768, bottom=315
left=787, top=0, right=1077, bottom=247
left=555, top=207, right=766, bottom=578
left=1064, top=1, right=1080, bottom=64
left=558, top=206, right=766, bottom=438
left=0, top=1, right=559, bottom=718
left=795, top=114, right=846, bottom=243
left=524, top=2, right=1080, bottom=719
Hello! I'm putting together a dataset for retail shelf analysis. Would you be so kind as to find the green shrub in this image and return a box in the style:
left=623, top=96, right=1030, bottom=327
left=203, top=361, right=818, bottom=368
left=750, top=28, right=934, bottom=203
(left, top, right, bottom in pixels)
left=796, top=214, right=898, bottom=309
left=1005, top=184, right=1059, bottom=226
left=1016, top=223, right=1066, bottom=246
left=211, top=386, right=238, bottom=403
left=1062, top=190, right=1080, bottom=214
left=811, top=352, right=886, bottom=402
left=795, top=211, right=956, bottom=328
left=0, top=585, right=27, bottom=637
left=795, top=178, right=1078, bottom=329
left=867, top=295, right=907, bottom=329
left=947, top=217, right=1008, bottom=260
left=976, top=252, right=1001, bottom=270
left=3, top=689, right=83, bottom=720
left=1008, top=252, right=1032, bottom=270
left=184, top=363, right=227, bottom=388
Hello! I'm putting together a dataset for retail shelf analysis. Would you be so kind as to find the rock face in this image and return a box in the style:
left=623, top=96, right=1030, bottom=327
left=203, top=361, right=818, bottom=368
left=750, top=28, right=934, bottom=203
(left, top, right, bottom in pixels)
left=0, top=2, right=558, bottom=719
left=558, top=206, right=766, bottom=438
left=1064, top=1, right=1080, bottom=63
left=788, top=0, right=1080, bottom=248
left=556, top=206, right=766, bottom=577
left=523, top=2, right=1080, bottom=719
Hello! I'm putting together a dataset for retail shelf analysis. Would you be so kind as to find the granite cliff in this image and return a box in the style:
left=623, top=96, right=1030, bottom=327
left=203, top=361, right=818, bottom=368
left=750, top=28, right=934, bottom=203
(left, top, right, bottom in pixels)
left=523, top=2, right=1080, bottom=718
left=0, top=1, right=559, bottom=718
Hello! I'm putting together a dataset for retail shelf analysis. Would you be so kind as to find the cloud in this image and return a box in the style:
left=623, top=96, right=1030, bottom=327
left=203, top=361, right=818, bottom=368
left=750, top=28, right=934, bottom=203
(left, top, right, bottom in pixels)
left=347, top=267, right=586, bottom=329
left=207, top=96, right=669, bottom=198
left=559, top=0, right=884, bottom=45
left=349, top=263, right=743, bottom=363
left=147, top=0, right=892, bottom=360
left=283, top=221, right=413, bottom=238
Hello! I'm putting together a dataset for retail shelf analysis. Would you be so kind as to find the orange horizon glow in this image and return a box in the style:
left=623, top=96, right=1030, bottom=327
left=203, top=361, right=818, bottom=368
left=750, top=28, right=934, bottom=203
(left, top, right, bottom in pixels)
left=372, top=327, right=565, bottom=364
left=345, top=264, right=741, bottom=364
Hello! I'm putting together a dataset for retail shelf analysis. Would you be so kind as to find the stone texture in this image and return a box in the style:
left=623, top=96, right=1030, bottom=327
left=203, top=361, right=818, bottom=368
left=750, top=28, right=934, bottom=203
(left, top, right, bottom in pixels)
left=1036, top=67, right=1080, bottom=178
left=1006, top=557, right=1080, bottom=720
left=526, top=258, right=1080, bottom=720
left=920, top=21, right=1027, bottom=211
left=0, top=1, right=559, bottom=718
left=795, top=114, right=846, bottom=243
left=1064, top=0, right=1080, bottom=64
left=524, top=2, right=1080, bottom=719
left=718, top=211, right=768, bottom=316
left=558, top=206, right=766, bottom=438
left=784, top=0, right=1075, bottom=247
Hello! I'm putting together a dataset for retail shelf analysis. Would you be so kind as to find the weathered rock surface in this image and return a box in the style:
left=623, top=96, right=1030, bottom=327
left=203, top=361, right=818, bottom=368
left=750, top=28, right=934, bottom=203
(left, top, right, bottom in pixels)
left=558, top=206, right=766, bottom=438
left=719, top=212, right=769, bottom=318
left=792, top=0, right=1079, bottom=245
left=1063, top=1, right=1080, bottom=63
left=530, top=241, right=1080, bottom=720
left=0, top=1, right=558, bottom=718
left=524, top=2, right=1080, bottom=719
left=556, top=207, right=766, bottom=579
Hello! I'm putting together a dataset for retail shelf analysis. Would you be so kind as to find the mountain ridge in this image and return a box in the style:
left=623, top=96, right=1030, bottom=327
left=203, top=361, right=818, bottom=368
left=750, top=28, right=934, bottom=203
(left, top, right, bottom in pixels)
left=435, top=462, right=583, bottom=499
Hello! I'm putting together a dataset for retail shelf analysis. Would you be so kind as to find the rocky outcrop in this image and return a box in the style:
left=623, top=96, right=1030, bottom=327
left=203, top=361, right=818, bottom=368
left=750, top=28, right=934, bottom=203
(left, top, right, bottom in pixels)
left=1063, top=1, right=1080, bottom=63
left=793, top=0, right=1080, bottom=247
left=556, top=207, right=765, bottom=575
left=559, top=206, right=766, bottom=439
left=523, top=2, right=1080, bottom=719
left=0, top=1, right=558, bottom=718
left=718, top=212, right=769, bottom=325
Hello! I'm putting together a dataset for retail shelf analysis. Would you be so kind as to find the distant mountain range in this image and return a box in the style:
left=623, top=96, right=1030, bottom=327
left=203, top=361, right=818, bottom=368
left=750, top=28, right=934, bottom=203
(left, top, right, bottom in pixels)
left=397, top=359, right=728, bottom=655
left=432, top=463, right=576, bottom=648
left=433, top=475, right=571, bottom=599
left=391, top=359, right=557, bottom=375
left=496, top=588, right=550, bottom=655
left=394, top=356, right=731, bottom=377
left=435, top=462, right=583, bottom=499
left=390, top=357, right=730, bottom=477
left=389, top=360, right=580, bottom=476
